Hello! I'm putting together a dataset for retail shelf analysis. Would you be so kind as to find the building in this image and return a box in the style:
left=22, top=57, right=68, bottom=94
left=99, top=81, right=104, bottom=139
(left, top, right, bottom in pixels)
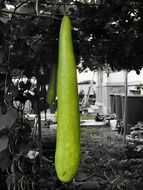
left=96, top=69, right=143, bottom=114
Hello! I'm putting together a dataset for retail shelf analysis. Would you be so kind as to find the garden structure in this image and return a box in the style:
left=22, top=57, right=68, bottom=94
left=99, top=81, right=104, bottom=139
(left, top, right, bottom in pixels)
left=0, top=0, right=143, bottom=189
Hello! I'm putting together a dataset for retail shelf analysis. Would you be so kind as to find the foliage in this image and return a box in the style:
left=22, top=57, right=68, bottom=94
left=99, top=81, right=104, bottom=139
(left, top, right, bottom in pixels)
left=0, top=0, right=143, bottom=188
left=0, top=0, right=143, bottom=86
left=136, top=83, right=143, bottom=90
left=0, top=0, right=143, bottom=76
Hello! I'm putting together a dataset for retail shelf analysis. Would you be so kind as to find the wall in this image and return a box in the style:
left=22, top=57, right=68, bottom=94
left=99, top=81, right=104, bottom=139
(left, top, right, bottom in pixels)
left=96, top=69, right=143, bottom=114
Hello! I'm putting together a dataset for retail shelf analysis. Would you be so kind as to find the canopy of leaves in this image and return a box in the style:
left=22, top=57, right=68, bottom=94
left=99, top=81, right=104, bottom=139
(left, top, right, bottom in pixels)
left=0, top=0, right=143, bottom=80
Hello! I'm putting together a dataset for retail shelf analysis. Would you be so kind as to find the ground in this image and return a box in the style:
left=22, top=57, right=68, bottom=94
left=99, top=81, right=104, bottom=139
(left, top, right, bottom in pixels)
left=41, top=121, right=143, bottom=190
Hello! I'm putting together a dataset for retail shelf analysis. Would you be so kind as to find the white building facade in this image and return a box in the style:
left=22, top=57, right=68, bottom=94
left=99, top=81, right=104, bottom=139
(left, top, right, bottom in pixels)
left=96, top=69, right=143, bottom=114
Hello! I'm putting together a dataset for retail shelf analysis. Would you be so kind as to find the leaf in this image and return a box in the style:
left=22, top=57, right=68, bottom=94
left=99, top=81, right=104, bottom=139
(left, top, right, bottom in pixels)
left=0, top=149, right=11, bottom=171
left=0, top=135, right=9, bottom=152
left=0, top=108, right=17, bottom=130
left=11, top=68, right=25, bottom=77
left=0, top=103, right=7, bottom=114
left=6, top=174, right=13, bottom=186
left=5, top=108, right=17, bottom=128
left=0, top=113, right=6, bottom=130
left=0, top=128, right=9, bottom=137
left=17, top=142, right=30, bottom=154
left=0, top=20, right=7, bottom=33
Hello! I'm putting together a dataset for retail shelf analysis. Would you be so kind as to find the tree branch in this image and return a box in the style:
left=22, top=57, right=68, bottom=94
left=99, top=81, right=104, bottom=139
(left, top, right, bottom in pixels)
left=11, top=0, right=30, bottom=21
left=0, top=9, right=62, bottom=20
left=36, top=0, right=39, bottom=16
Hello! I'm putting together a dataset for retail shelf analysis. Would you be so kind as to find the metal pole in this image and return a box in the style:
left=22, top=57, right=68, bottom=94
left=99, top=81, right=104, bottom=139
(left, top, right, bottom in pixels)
left=123, top=70, right=128, bottom=144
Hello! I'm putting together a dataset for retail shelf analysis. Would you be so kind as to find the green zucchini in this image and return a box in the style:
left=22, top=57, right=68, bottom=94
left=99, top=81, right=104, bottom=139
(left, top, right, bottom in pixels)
left=55, top=16, right=80, bottom=182
left=46, top=64, right=57, bottom=105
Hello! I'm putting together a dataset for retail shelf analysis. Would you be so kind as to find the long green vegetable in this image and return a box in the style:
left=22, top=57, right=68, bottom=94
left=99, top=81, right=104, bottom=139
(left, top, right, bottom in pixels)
left=46, top=64, right=57, bottom=105
left=55, top=15, right=80, bottom=182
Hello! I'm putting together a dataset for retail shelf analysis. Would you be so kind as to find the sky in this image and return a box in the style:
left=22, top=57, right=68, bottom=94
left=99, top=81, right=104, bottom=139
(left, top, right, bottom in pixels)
left=77, top=70, right=96, bottom=82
